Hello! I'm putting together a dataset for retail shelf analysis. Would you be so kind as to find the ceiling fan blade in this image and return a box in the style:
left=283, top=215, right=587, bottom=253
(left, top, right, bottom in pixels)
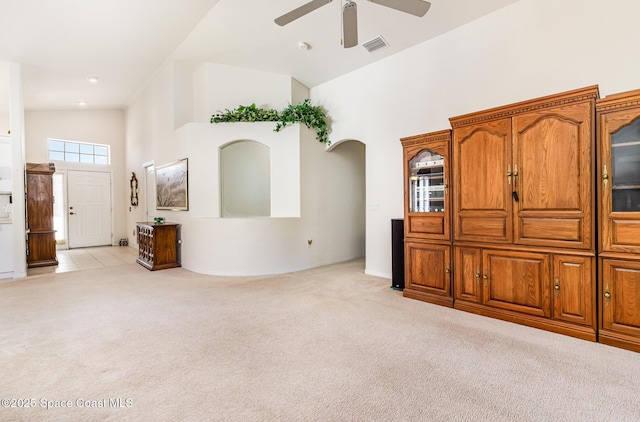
left=275, top=0, right=333, bottom=26
left=366, top=0, right=431, bottom=17
left=342, top=1, right=358, bottom=48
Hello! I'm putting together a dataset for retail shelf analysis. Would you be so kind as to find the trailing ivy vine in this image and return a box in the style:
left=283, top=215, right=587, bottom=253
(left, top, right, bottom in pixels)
left=211, top=99, right=330, bottom=145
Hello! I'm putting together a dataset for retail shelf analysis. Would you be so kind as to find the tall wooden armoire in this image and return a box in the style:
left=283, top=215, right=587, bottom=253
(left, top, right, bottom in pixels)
left=26, top=162, right=58, bottom=268
left=449, top=86, right=599, bottom=341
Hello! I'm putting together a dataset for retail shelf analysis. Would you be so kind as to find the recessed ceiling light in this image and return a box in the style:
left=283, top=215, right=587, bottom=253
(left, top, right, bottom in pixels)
left=298, top=41, right=311, bottom=51
left=87, top=77, right=99, bottom=84
left=78, top=101, right=87, bottom=107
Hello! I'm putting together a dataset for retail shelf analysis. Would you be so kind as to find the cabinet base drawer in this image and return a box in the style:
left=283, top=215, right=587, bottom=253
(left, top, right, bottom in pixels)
left=403, top=288, right=453, bottom=308
left=454, top=301, right=597, bottom=342
left=598, top=330, right=640, bottom=353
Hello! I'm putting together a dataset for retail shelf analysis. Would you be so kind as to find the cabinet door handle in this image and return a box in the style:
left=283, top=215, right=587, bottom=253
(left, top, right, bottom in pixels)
left=554, top=277, right=560, bottom=295
left=603, top=164, right=609, bottom=190
left=604, top=284, right=611, bottom=305
left=507, top=164, right=512, bottom=185
left=483, top=270, right=488, bottom=286
left=514, top=164, right=519, bottom=187
left=475, top=266, right=480, bottom=285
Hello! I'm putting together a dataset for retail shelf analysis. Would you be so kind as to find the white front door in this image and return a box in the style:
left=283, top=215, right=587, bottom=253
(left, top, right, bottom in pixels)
left=67, top=170, right=112, bottom=248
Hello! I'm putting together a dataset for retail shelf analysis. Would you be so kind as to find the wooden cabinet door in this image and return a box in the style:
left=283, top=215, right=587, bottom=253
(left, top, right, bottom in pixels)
left=453, top=118, right=512, bottom=243
left=552, top=255, right=594, bottom=326
left=26, top=173, right=54, bottom=231
left=512, top=101, right=594, bottom=249
left=483, top=249, right=550, bottom=317
left=454, top=246, right=482, bottom=303
left=600, top=259, right=640, bottom=339
left=598, top=102, right=640, bottom=254
left=404, top=242, right=451, bottom=304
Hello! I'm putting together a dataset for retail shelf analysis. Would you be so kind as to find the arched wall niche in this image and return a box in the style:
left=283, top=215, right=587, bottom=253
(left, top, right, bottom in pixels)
left=219, top=139, right=271, bottom=217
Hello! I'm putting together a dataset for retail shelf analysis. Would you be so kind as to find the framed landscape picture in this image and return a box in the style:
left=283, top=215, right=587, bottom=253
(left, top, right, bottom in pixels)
left=156, top=158, right=188, bottom=211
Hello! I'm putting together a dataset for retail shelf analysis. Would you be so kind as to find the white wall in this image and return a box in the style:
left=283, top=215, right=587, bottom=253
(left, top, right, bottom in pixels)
left=192, top=62, right=292, bottom=123
left=0, top=113, right=8, bottom=136
left=24, top=109, right=127, bottom=244
left=181, top=122, right=300, bottom=219
left=0, top=66, right=12, bottom=277
left=126, top=62, right=366, bottom=275
left=9, top=63, right=26, bottom=278
left=310, top=0, right=640, bottom=278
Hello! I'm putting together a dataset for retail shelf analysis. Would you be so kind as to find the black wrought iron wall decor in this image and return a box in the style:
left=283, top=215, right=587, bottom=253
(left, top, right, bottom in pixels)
left=130, top=172, right=139, bottom=206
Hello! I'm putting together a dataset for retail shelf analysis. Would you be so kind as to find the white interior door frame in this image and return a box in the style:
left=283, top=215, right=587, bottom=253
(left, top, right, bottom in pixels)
left=143, top=161, right=155, bottom=223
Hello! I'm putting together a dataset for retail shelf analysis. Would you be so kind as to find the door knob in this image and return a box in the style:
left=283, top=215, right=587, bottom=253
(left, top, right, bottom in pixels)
left=69, top=212, right=76, bottom=215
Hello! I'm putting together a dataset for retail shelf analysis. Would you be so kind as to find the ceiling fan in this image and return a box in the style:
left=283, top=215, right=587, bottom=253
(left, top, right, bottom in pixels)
left=275, top=0, right=432, bottom=48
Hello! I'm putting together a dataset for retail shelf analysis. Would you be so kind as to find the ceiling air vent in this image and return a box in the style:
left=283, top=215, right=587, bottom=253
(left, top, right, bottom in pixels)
left=362, top=36, right=389, bottom=53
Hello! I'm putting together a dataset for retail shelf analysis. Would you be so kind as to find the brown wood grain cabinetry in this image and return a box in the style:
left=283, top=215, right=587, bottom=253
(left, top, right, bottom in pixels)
left=404, top=241, right=452, bottom=306
left=400, top=130, right=452, bottom=306
left=552, top=255, right=594, bottom=327
left=26, top=162, right=58, bottom=268
left=597, top=89, right=640, bottom=351
left=452, top=118, right=512, bottom=243
left=483, top=249, right=551, bottom=318
left=454, top=245, right=594, bottom=338
left=513, top=102, right=594, bottom=249
left=599, top=259, right=640, bottom=352
left=454, top=246, right=482, bottom=303
left=400, top=85, right=640, bottom=351
left=451, top=87, right=596, bottom=250
left=136, top=222, right=180, bottom=270
left=448, top=86, right=598, bottom=340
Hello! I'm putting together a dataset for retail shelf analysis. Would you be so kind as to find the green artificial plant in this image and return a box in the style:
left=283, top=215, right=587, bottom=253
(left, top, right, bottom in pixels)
left=211, top=99, right=330, bottom=145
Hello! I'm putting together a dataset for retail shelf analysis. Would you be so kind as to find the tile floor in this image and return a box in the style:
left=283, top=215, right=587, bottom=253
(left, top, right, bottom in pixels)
left=27, top=246, right=139, bottom=277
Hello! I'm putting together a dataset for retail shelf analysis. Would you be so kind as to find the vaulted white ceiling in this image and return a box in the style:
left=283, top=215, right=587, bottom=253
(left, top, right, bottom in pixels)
left=0, top=0, right=519, bottom=111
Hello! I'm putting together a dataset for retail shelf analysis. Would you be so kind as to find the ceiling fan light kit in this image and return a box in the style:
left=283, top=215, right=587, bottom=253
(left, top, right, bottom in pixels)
left=275, top=0, right=431, bottom=49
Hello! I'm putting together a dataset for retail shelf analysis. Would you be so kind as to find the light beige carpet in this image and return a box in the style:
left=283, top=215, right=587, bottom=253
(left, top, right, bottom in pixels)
left=1, top=259, right=639, bottom=422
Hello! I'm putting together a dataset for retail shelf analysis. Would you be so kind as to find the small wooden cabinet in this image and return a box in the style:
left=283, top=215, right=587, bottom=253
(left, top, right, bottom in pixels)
left=26, top=162, right=58, bottom=268
left=136, top=222, right=180, bottom=271
left=400, top=130, right=452, bottom=307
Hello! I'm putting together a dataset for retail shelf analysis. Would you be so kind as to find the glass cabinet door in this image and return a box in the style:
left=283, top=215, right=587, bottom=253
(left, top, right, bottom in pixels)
left=611, top=119, right=640, bottom=212
left=409, top=149, right=445, bottom=213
